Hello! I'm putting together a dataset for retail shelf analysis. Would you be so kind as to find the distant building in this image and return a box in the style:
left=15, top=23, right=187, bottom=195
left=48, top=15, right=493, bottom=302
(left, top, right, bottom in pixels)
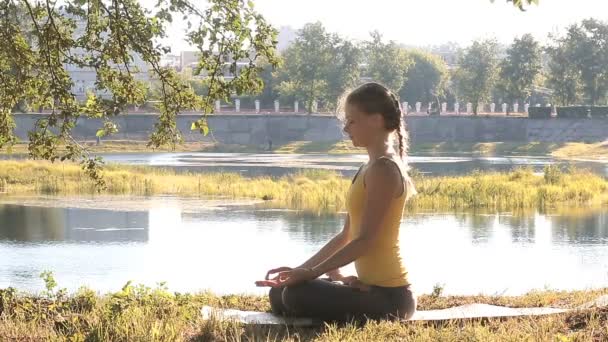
left=180, top=51, right=201, bottom=71
left=426, top=42, right=461, bottom=69
left=160, top=54, right=181, bottom=69
left=277, top=26, right=297, bottom=51
left=178, top=50, right=256, bottom=81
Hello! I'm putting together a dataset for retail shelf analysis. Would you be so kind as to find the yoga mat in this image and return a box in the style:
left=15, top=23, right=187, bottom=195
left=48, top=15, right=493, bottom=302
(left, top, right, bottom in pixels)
left=201, top=294, right=608, bottom=326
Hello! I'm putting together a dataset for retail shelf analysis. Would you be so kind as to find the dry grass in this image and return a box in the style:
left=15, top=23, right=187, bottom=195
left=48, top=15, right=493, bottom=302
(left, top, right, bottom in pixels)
left=551, top=141, right=608, bottom=160
left=0, top=140, right=363, bottom=155
left=0, top=160, right=349, bottom=215
left=1, top=161, right=607, bottom=215
left=409, top=165, right=608, bottom=211
left=1, top=278, right=607, bottom=341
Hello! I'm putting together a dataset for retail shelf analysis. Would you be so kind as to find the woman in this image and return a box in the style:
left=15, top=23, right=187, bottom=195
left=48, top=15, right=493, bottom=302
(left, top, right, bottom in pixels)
left=256, top=82, right=417, bottom=323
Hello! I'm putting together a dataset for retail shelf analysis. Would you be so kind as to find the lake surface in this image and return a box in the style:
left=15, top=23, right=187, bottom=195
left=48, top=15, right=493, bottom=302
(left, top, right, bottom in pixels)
left=98, top=152, right=608, bottom=178
left=3, top=152, right=607, bottom=177
left=1, top=196, right=607, bottom=296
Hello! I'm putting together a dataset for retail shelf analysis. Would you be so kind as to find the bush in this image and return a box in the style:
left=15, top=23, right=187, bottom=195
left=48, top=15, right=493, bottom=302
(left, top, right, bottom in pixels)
left=556, top=106, right=590, bottom=119
left=528, top=107, right=552, bottom=119
left=544, top=164, right=563, bottom=185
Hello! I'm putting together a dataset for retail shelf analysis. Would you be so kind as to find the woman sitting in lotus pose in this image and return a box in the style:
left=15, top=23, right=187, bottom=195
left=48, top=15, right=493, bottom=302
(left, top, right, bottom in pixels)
left=256, top=82, right=417, bottom=323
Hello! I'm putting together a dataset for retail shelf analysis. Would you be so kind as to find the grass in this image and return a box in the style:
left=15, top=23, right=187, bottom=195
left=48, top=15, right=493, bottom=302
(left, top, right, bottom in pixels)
left=0, top=141, right=216, bottom=154
left=410, top=165, right=608, bottom=211
left=0, top=140, right=361, bottom=155
left=409, top=142, right=560, bottom=155
left=0, top=160, right=350, bottom=215
left=410, top=141, right=608, bottom=160
left=273, top=140, right=364, bottom=154
left=1, top=273, right=607, bottom=341
left=551, top=141, right=608, bottom=160
left=1, top=160, right=608, bottom=215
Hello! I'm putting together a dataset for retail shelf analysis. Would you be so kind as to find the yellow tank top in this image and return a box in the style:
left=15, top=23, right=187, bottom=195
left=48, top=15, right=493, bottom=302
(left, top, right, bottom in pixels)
left=346, top=157, right=412, bottom=287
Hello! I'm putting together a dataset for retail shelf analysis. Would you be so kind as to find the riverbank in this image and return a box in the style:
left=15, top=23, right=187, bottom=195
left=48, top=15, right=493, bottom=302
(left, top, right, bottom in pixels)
left=1, top=278, right=606, bottom=341
left=1, top=160, right=607, bottom=214
left=2, top=140, right=607, bottom=160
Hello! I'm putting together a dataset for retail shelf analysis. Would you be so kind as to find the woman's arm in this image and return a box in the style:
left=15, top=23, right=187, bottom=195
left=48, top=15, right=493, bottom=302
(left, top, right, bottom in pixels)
left=297, top=215, right=350, bottom=271
left=308, top=160, right=401, bottom=277
left=262, top=216, right=351, bottom=284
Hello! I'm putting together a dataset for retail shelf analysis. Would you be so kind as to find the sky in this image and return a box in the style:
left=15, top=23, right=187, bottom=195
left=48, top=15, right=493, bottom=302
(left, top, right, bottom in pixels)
left=159, top=0, right=608, bottom=53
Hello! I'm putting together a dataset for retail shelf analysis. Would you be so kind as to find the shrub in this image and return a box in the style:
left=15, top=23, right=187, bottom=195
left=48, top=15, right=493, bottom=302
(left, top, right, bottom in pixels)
left=556, top=106, right=590, bottom=119
left=528, top=107, right=552, bottom=119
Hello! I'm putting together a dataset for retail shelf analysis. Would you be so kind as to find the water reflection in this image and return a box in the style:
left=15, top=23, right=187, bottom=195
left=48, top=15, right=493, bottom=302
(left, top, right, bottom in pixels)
left=1, top=198, right=607, bottom=296
left=97, top=152, right=608, bottom=178
left=0, top=204, right=148, bottom=243
left=2, top=152, right=607, bottom=177
left=550, top=208, right=608, bottom=244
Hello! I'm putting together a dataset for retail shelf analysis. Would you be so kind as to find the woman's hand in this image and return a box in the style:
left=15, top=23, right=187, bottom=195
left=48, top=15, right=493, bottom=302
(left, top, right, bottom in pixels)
left=264, top=266, right=292, bottom=280
left=256, top=267, right=320, bottom=287
left=255, top=266, right=293, bottom=287
left=255, top=279, right=281, bottom=287
left=325, top=268, right=344, bottom=282
left=274, top=267, right=319, bottom=287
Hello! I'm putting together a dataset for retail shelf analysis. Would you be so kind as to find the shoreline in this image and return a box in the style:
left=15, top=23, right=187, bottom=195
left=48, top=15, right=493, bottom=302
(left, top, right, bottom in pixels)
left=1, top=140, right=607, bottom=161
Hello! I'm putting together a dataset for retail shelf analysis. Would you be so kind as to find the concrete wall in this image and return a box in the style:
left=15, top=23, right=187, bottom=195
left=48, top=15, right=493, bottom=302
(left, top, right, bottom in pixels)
left=12, top=114, right=608, bottom=145
left=405, top=116, right=607, bottom=143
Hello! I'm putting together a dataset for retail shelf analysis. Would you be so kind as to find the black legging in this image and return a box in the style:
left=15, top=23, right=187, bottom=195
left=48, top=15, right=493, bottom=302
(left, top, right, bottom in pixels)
left=268, top=278, right=417, bottom=323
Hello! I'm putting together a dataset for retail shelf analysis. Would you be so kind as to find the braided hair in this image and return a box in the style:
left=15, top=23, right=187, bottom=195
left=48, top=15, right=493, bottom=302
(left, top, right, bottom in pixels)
left=345, top=82, right=409, bottom=160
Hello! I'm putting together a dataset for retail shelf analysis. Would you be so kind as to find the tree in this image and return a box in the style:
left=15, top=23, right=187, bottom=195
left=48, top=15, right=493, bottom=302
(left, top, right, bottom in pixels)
left=492, top=0, right=539, bottom=10
left=399, top=50, right=448, bottom=107
left=452, top=39, right=499, bottom=115
left=0, top=0, right=279, bottom=186
left=254, top=58, right=280, bottom=108
left=275, top=22, right=361, bottom=112
left=234, top=57, right=280, bottom=110
left=496, top=34, right=542, bottom=109
left=545, top=19, right=608, bottom=106
left=545, top=41, right=583, bottom=106
left=363, top=31, right=411, bottom=93
left=560, top=19, right=608, bottom=105
left=275, top=22, right=332, bottom=112
left=326, top=39, right=361, bottom=109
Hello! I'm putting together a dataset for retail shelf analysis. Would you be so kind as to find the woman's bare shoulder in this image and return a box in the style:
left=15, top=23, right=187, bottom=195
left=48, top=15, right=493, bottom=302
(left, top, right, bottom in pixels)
left=366, top=156, right=403, bottom=186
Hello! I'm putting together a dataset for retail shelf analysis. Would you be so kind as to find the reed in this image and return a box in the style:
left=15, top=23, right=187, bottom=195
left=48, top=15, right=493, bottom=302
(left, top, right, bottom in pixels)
left=1, top=161, right=607, bottom=215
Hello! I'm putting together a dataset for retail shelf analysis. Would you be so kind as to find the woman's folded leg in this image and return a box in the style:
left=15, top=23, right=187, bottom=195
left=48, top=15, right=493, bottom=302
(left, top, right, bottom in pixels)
left=276, top=279, right=405, bottom=323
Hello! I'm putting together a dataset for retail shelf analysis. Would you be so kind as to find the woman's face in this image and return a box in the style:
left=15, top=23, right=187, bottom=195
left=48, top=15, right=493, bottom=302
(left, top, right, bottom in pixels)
left=343, top=102, right=383, bottom=147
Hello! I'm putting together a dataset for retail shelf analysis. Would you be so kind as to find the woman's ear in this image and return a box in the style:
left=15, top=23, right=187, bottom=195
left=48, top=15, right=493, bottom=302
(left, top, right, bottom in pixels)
left=370, top=113, right=385, bottom=129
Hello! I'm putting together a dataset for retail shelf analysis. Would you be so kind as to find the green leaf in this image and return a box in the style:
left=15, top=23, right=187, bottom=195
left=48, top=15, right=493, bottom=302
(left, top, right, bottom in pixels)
left=2, top=0, right=279, bottom=186
left=199, top=120, right=209, bottom=136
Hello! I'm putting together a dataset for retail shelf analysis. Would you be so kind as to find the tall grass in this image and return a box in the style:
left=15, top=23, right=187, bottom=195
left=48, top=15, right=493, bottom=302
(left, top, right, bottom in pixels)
left=1, top=160, right=607, bottom=214
left=1, top=273, right=607, bottom=341
left=408, top=165, right=608, bottom=211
